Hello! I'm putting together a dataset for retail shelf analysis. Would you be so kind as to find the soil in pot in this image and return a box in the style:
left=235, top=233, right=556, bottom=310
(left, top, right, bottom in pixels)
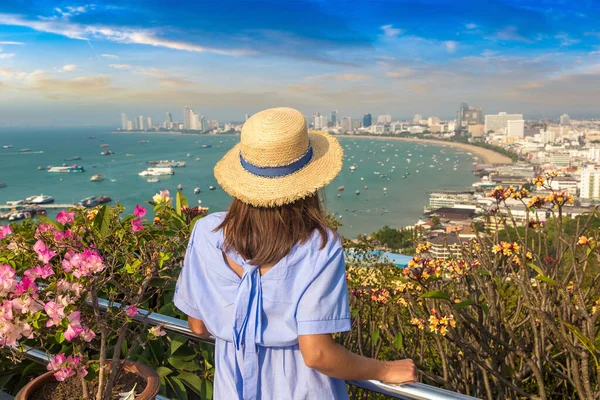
left=30, top=371, right=146, bottom=400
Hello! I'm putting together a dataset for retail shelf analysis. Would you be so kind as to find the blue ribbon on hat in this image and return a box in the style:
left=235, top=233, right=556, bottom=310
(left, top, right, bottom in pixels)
left=240, top=143, right=313, bottom=178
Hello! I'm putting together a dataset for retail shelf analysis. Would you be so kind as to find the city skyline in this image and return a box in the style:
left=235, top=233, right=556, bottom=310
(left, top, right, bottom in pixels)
left=1, top=1, right=600, bottom=125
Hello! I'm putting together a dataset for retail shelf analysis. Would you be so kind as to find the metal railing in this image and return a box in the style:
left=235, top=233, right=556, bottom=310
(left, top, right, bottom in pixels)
left=8, top=300, right=478, bottom=400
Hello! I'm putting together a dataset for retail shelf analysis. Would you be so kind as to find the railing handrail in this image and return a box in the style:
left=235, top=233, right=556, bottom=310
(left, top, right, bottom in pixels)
left=97, top=299, right=479, bottom=400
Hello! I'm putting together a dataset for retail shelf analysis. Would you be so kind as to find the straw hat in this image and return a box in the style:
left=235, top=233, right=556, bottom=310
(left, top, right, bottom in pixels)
left=214, top=107, right=343, bottom=207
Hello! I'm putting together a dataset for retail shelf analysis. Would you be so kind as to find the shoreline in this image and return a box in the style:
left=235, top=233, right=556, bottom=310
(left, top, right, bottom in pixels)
left=340, top=135, right=513, bottom=165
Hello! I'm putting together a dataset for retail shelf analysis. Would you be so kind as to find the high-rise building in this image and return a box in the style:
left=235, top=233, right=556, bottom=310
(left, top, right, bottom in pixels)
left=340, top=117, right=351, bottom=133
left=580, top=165, right=600, bottom=199
left=457, top=102, right=483, bottom=133
left=560, top=114, right=570, bottom=125
left=127, top=120, right=133, bottom=131
left=183, top=106, right=190, bottom=130
left=330, top=110, right=338, bottom=127
left=351, top=119, right=362, bottom=131
left=133, top=117, right=139, bottom=131
left=121, top=113, right=128, bottom=130
left=363, top=114, right=372, bottom=127
left=166, top=112, right=172, bottom=124
left=427, top=117, right=440, bottom=127
left=313, top=112, right=326, bottom=130
left=377, top=114, right=392, bottom=124
left=507, top=120, right=525, bottom=138
left=138, top=116, right=145, bottom=131
left=201, top=117, right=209, bottom=131
left=484, top=112, right=524, bottom=134
left=413, top=114, right=422, bottom=124
left=147, top=117, right=153, bottom=129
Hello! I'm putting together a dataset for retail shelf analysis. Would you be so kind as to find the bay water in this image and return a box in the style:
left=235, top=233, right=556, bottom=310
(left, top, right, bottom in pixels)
left=0, top=127, right=477, bottom=237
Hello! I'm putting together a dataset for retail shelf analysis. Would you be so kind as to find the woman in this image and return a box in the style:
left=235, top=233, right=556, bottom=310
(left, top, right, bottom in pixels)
left=174, top=107, right=416, bottom=399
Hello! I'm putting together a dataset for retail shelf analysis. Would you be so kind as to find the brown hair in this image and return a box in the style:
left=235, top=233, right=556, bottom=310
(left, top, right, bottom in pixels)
left=216, top=192, right=333, bottom=266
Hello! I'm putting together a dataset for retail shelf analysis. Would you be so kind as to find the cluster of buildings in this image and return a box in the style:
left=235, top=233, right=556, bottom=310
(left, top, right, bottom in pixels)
left=118, top=107, right=240, bottom=134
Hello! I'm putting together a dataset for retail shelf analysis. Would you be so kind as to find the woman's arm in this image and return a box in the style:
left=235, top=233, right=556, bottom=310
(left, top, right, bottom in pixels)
left=187, top=316, right=211, bottom=338
left=298, top=334, right=417, bottom=384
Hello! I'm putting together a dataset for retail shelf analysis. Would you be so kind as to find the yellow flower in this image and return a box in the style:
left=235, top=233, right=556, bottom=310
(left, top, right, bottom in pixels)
left=577, top=236, right=591, bottom=246
left=415, top=242, right=432, bottom=254
left=532, top=176, right=545, bottom=187
left=86, top=209, right=99, bottom=221
left=152, top=189, right=172, bottom=205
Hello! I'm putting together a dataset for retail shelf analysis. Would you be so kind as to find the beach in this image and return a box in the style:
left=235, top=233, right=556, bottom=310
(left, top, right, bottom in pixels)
left=349, top=135, right=513, bottom=165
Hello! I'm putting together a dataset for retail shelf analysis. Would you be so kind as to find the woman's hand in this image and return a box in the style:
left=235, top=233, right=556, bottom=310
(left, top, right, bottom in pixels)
left=379, top=359, right=418, bottom=384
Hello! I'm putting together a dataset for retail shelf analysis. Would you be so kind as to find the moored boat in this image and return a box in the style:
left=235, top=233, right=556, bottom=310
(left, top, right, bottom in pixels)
left=27, top=194, right=54, bottom=204
left=194, top=187, right=201, bottom=194
left=209, top=186, right=216, bottom=191
left=146, top=177, right=161, bottom=183
left=139, top=167, right=174, bottom=176
left=90, top=174, right=104, bottom=182
left=47, top=165, right=85, bottom=173
left=101, top=150, right=114, bottom=156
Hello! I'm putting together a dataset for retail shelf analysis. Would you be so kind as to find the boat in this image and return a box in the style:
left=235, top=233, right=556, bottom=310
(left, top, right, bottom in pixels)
left=100, top=144, right=110, bottom=148
left=20, top=149, right=31, bottom=153
left=27, top=194, right=54, bottom=204
left=177, top=184, right=183, bottom=191
left=194, top=157, right=200, bottom=161
left=209, top=186, right=216, bottom=191
left=138, top=140, right=150, bottom=144
left=364, top=185, right=368, bottom=189
left=146, top=177, right=160, bottom=183
left=37, top=166, right=46, bottom=171
left=90, top=174, right=104, bottom=182
left=200, top=144, right=212, bottom=149
left=101, top=150, right=114, bottom=156
left=125, top=154, right=135, bottom=157
left=156, top=161, right=186, bottom=168
left=2, top=145, right=13, bottom=149
left=80, top=196, right=112, bottom=208
left=47, top=165, right=85, bottom=173
left=187, top=153, right=192, bottom=158
left=198, top=200, right=203, bottom=205
left=337, top=194, right=341, bottom=198
left=338, top=186, right=345, bottom=191
left=194, top=187, right=201, bottom=194
left=349, top=165, right=356, bottom=172
left=383, top=187, right=388, bottom=191
left=138, top=167, right=174, bottom=176
left=355, top=190, right=360, bottom=195
left=64, top=156, right=81, bottom=161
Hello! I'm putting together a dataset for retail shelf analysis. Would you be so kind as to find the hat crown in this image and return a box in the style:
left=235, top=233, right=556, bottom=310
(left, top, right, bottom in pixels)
left=240, top=107, right=309, bottom=167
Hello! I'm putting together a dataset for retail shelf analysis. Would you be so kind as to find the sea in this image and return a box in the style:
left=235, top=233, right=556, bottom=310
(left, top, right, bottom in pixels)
left=0, top=127, right=479, bottom=237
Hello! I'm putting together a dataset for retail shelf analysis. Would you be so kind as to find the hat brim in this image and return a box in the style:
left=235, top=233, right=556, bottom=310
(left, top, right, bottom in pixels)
left=214, top=131, right=343, bottom=207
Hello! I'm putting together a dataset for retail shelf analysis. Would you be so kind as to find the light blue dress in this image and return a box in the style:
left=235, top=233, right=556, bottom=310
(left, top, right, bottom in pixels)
left=174, top=212, right=351, bottom=400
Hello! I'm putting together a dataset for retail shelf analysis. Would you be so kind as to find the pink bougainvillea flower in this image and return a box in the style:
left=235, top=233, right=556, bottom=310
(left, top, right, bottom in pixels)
left=0, top=264, right=17, bottom=297
left=0, top=226, right=12, bottom=240
left=24, top=265, right=54, bottom=281
left=80, top=327, right=96, bottom=342
left=12, top=277, right=38, bottom=297
left=64, top=311, right=84, bottom=341
left=131, top=218, right=144, bottom=232
left=125, top=306, right=138, bottom=318
left=62, top=249, right=106, bottom=278
left=47, top=354, right=87, bottom=382
left=33, top=240, right=56, bottom=264
left=148, top=325, right=167, bottom=338
left=44, top=301, right=66, bottom=328
left=56, top=210, right=75, bottom=225
left=133, top=204, right=147, bottom=218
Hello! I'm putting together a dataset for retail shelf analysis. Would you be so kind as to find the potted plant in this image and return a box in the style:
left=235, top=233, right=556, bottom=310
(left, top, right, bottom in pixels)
left=0, top=190, right=208, bottom=400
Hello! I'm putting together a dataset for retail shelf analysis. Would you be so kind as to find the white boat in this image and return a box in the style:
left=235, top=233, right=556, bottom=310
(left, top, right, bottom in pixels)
left=146, top=177, right=160, bottom=183
left=383, top=187, right=388, bottom=191
left=194, top=187, right=201, bottom=194
left=90, top=174, right=104, bottom=182
left=28, top=194, right=54, bottom=204
left=139, top=167, right=174, bottom=176
left=349, top=165, right=356, bottom=172
left=209, top=186, right=216, bottom=191
left=48, top=165, right=84, bottom=173
left=177, top=184, right=183, bottom=191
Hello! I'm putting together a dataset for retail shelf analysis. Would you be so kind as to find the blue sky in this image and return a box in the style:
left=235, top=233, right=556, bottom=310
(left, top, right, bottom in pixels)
left=1, top=0, right=600, bottom=125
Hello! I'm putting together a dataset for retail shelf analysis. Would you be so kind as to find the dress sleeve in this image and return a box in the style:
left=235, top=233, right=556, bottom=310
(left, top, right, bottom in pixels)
left=296, top=236, right=351, bottom=335
left=173, top=223, right=205, bottom=321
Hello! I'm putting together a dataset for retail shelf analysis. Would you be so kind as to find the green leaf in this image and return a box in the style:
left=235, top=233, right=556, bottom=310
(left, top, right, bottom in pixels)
left=564, top=322, right=600, bottom=368
left=166, top=376, right=188, bottom=400
left=55, top=331, right=65, bottom=344
left=93, top=205, right=111, bottom=234
left=371, top=329, right=380, bottom=346
left=201, top=380, right=213, bottom=400
left=168, top=355, right=201, bottom=371
left=176, top=191, right=188, bottom=216
left=121, top=339, right=128, bottom=358
left=169, top=335, right=188, bottom=356
left=528, top=262, right=544, bottom=275
left=454, top=299, right=476, bottom=310
left=155, top=366, right=173, bottom=378
left=480, top=303, right=489, bottom=315
left=535, top=275, right=557, bottom=285
left=392, top=332, right=404, bottom=351
left=158, top=252, right=171, bottom=269
left=420, top=290, right=451, bottom=301
left=177, top=371, right=205, bottom=398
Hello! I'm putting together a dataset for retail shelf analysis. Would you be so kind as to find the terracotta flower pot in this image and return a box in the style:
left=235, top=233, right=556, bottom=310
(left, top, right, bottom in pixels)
left=15, top=360, right=160, bottom=400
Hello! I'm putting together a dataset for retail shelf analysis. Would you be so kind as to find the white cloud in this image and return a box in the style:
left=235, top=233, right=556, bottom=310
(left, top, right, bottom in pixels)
left=0, top=53, right=15, bottom=59
left=555, top=33, right=580, bottom=47
left=108, top=63, right=164, bottom=77
left=0, top=13, right=253, bottom=56
left=495, top=26, right=530, bottom=42
left=387, top=67, right=415, bottom=79
left=60, top=64, right=77, bottom=72
left=465, top=23, right=478, bottom=30
left=0, top=41, right=23, bottom=45
left=381, top=24, right=403, bottom=37
left=444, top=41, right=458, bottom=53
left=100, top=53, right=119, bottom=59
